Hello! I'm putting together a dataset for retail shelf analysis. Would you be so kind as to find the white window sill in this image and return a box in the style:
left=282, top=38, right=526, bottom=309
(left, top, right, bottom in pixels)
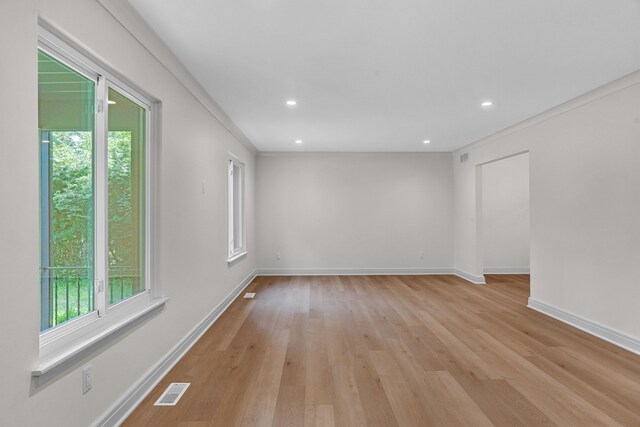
left=33, top=296, right=168, bottom=376
left=228, top=250, right=248, bottom=264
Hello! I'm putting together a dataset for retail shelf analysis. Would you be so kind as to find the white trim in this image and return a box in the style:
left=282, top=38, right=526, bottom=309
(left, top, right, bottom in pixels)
left=257, top=267, right=453, bottom=276
left=95, top=74, right=108, bottom=317
left=39, top=311, right=100, bottom=347
left=256, top=267, right=485, bottom=285
left=452, top=269, right=486, bottom=284
left=228, top=158, right=245, bottom=259
left=483, top=267, right=530, bottom=274
left=527, top=298, right=640, bottom=357
left=93, top=270, right=257, bottom=427
left=257, top=151, right=454, bottom=157
left=228, top=251, right=248, bottom=264
left=33, top=297, right=168, bottom=376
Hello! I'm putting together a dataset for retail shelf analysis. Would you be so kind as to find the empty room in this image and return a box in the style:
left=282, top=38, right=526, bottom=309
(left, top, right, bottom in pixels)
left=2, top=0, right=640, bottom=426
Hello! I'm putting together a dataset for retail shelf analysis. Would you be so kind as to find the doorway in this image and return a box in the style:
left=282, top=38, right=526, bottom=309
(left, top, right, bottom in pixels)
left=480, top=152, right=530, bottom=282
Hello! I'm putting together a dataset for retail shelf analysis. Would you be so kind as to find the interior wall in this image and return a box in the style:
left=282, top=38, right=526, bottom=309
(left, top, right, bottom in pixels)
left=256, top=153, right=454, bottom=271
left=481, top=153, right=530, bottom=272
left=0, top=1, right=256, bottom=426
left=453, top=71, right=640, bottom=342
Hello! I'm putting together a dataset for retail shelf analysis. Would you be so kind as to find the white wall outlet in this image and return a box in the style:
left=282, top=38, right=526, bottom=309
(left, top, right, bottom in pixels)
left=201, top=181, right=206, bottom=194
left=276, top=252, right=281, bottom=260
left=419, top=251, right=424, bottom=259
left=82, top=364, right=93, bottom=394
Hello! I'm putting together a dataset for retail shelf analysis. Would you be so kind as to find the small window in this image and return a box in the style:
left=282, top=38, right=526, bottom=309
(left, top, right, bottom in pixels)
left=228, top=158, right=245, bottom=261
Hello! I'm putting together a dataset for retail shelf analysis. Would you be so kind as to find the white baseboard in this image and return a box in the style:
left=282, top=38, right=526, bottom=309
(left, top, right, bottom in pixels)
left=94, top=270, right=257, bottom=427
left=256, top=267, right=486, bottom=285
left=452, top=269, right=486, bottom=284
left=484, top=267, right=530, bottom=274
left=527, top=298, right=640, bottom=357
left=256, top=267, right=453, bottom=276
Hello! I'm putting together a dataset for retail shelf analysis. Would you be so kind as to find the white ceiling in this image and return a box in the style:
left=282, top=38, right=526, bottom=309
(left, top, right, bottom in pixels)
left=129, top=0, right=640, bottom=152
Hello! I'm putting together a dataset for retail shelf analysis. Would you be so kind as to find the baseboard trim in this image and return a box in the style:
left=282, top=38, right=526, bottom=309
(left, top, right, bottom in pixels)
left=256, top=268, right=486, bottom=285
left=484, top=267, right=530, bottom=274
left=452, top=269, right=486, bottom=284
left=256, top=267, right=453, bottom=276
left=94, top=270, right=257, bottom=427
left=527, top=298, right=640, bottom=357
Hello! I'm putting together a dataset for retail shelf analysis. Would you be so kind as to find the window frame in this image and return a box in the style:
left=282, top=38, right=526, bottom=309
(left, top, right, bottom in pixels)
left=228, top=155, right=246, bottom=262
left=36, top=27, right=163, bottom=372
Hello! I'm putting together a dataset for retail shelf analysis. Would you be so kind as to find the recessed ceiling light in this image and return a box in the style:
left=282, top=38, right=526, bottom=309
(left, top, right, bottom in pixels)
left=295, top=139, right=302, bottom=144
left=481, top=101, right=493, bottom=107
left=286, top=100, right=297, bottom=106
left=423, top=140, right=431, bottom=144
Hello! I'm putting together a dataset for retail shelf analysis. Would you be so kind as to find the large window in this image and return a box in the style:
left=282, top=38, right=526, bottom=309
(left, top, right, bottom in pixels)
left=228, top=158, right=245, bottom=261
left=39, top=38, right=151, bottom=334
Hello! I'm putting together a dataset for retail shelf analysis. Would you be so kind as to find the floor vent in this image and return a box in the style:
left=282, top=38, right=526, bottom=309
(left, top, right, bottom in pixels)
left=154, top=383, right=190, bottom=406
left=244, top=292, right=256, bottom=299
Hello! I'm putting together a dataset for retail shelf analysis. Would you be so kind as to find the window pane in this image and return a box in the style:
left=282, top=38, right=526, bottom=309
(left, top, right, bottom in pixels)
left=39, top=51, right=95, bottom=331
left=233, top=164, right=242, bottom=251
left=107, top=88, right=146, bottom=305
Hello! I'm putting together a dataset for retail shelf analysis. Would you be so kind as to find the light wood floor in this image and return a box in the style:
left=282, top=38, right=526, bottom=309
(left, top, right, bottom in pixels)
left=124, top=275, right=640, bottom=426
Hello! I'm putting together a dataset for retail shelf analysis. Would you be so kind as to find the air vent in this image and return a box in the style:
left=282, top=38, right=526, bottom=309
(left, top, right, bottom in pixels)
left=244, top=292, right=256, bottom=299
left=460, top=152, right=469, bottom=163
left=154, top=383, right=190, bottom=406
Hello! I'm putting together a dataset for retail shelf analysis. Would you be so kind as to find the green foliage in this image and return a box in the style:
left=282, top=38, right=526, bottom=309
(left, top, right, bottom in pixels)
left=49, top=130, right=138, bottom=268
left=107, top=130, right=135, bottom=267
left=45, top=130, right=143, bottom=327
left=50, top=131, right=93, bottom=267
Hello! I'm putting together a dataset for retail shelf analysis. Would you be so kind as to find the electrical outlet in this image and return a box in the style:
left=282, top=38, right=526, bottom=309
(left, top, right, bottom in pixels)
left=276, top=252, right=281, bottom=260
left=419, top=251, right=424, bottom=259
left=82, top=365, right=93, bottom=394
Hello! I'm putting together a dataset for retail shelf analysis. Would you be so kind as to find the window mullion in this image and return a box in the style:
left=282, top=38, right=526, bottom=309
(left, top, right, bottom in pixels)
left=94, top=76, right=109, bottom=316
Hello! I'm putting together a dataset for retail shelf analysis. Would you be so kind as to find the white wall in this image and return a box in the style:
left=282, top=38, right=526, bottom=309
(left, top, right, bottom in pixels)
left=257, top=153, right=453, bottom=271
left=481, top=153, right=530, bottom=272
left=453, top=71, right=640, bottom=342
left=0, top=1, right=256, bottom=426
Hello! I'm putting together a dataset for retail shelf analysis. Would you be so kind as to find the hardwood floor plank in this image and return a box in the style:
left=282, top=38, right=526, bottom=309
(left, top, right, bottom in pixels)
left=421, top=370, right=495, bottom=427
left=452, top=374, right=555, bottom=427
left=525, top=354, right=640, bottom=426
left=475, top=329, right=624, bottom=426
left=341, top=317, right=399, bottom=427
left=280, top=312, right=307, bottom=386
left=304, top=318, right=333, bottom=405
left=271, top=385, right=305, bottom=427
left=304, top=404, right=335, bottom=427
left=330, top=364, right=368, bottom=427
left=368, top=350, right=432, bottom=426
left=238, top=329, right=290, bottom=427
